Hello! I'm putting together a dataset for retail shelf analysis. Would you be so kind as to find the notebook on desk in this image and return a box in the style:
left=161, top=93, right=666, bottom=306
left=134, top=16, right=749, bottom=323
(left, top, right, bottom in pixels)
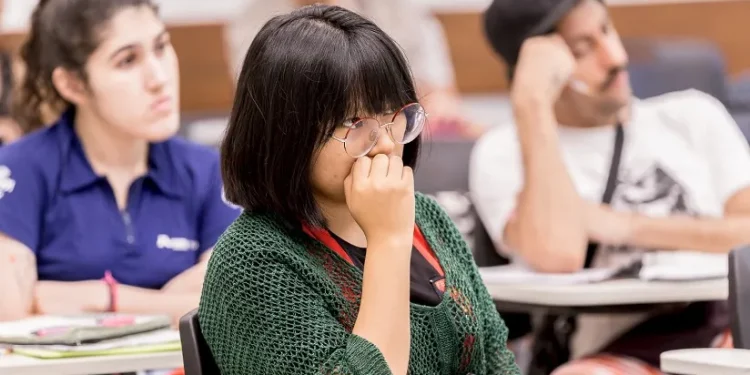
left=640, top=251, right=728, bottom=281
left=0, top=314, right=171, bottom=346
left=9, top=330, right=180, bottom=359
left=0, top=315, right=179, bottom=359
left=479, top=252, right=728, bottom=284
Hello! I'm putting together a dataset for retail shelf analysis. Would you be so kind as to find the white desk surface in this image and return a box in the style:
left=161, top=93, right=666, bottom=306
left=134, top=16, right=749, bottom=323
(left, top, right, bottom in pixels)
left=485, top=278, right=728, bottom=306
left=661, top=348, right=750, bottom=375
left=0, top=351, right=183, bottom=375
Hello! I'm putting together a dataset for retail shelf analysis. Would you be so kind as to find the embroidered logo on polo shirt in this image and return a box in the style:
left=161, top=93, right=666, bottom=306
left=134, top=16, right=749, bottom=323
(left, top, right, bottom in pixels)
left=156, top=234, right=199, bottom=252
left=0, top=166, right=16, bottom=199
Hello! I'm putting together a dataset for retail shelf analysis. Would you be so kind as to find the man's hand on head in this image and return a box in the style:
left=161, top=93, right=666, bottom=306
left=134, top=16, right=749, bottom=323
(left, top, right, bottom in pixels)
left=511, top=35, right=576, bottom=107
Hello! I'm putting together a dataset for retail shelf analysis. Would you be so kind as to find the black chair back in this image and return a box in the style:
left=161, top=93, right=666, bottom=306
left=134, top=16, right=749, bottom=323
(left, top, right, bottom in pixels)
left=179, top=309, right=220, bottom=375
left=415, top=139, right=507, bottom=267
left=625, top=38, right=728, bottom=104
left=729, top=246, right=750, bottom=348
left=415, top=140, right=531, bottom=340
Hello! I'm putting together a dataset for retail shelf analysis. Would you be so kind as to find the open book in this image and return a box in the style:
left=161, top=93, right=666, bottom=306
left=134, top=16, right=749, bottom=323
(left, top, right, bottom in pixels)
left=480, top=252, right=728, bottom=285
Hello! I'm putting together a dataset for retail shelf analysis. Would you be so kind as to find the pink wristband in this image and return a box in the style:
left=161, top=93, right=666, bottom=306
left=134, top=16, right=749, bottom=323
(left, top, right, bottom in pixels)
left=102, top=270, right=118, bottom=312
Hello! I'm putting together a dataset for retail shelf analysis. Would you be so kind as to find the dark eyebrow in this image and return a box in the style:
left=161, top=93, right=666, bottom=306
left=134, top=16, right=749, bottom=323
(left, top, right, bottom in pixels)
left=567, top=8, right=611, bottom=49
left=107, top=29, right=168, bottom=61
left=568, top=34, right=596, bottom=49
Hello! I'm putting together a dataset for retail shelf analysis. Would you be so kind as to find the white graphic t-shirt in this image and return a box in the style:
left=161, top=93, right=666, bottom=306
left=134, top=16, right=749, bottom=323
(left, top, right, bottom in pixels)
left=470, top=89, right=750, bottom=358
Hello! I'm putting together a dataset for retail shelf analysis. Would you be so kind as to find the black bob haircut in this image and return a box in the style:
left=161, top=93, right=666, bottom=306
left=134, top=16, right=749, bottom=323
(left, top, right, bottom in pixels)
left=221, top=5, right=421, bottom=227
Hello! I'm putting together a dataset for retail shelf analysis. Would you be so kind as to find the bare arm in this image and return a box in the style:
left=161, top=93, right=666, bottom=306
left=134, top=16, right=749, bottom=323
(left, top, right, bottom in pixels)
left=612, top=187, right=750, bottom=253
left=0, top=235, right=36, bottom=321
left=627, top=215, right=750, bottom=253
left=497, top=35, right=589, bottom=273
left=119, top=251, right=213, bottom=321
left=160, top=250, right=212, bottom=293
left=352, top=238, right=412, bottom=375
left=505, top=99, right=587, bottom=272
left=32, top=251, right=210, bottom=322
left=104, top=250, right=211, bottom=322
left=344, top=155, right=414, bottom=375
left=113, top=250, right=214, bottom=324
left=0, top=233, right=200, bottom=321
left=118, top=287, right=199, bottom=325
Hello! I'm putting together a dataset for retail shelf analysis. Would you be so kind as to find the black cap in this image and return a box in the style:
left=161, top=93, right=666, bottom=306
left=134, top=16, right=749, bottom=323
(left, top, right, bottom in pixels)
left=483, top=0, right=600, bottom=73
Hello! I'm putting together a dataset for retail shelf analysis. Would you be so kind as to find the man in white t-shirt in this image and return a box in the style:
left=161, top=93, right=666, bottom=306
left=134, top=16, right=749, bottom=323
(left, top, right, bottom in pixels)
left=474, top=0, right=748, bottom=373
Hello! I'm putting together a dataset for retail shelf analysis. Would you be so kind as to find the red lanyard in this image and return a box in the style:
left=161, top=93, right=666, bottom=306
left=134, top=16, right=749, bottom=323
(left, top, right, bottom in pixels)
left=302, top=224, right=445, bottom=277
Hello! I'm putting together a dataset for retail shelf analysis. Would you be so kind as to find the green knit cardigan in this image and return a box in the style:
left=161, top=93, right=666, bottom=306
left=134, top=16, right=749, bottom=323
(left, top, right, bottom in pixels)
left=198, top=193, right=520, bottom=375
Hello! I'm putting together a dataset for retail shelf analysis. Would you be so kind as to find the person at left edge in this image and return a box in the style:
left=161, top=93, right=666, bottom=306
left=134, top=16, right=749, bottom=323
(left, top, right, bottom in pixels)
left=0, top=0, right=24, bottom=145
left=0, top=0, right=240, bottom=323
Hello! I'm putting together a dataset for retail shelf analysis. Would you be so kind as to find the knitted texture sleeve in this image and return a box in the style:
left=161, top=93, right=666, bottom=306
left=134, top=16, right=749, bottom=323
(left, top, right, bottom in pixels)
left=417, top=195, right=519, bottom=373
left=199, top=193, right=521, bottom=374
left=197, top=219, right=391, bottom=375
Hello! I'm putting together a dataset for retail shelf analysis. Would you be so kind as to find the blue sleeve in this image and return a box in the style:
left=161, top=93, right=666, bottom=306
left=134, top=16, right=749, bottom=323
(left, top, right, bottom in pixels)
left=198, top=157, right=241, bottom=254
left=0, top=153, right=46, bottom=252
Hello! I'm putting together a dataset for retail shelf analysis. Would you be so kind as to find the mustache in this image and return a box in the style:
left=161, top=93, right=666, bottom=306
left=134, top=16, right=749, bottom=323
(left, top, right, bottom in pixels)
left=600, top=66, right=627, bottom=91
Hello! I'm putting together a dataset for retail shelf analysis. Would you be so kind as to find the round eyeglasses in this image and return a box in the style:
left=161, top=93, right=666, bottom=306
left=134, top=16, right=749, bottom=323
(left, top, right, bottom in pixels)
left=332, top=103, right=427, bottom=158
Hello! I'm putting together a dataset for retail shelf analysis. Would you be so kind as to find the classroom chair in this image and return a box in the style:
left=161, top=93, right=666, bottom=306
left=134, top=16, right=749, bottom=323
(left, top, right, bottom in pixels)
left=624, top=38, right=728, bottom=104
left=729, top=245, right=750, bottom=348
left=179, top=309, right=220, bottom=375
left=414, top=139, right=532, bottom=341
left=414, top=139, right=507, bottom=267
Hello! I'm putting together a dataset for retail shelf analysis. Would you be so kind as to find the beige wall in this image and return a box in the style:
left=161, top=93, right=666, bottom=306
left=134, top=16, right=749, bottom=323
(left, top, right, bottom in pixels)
left=3, top=0, right=748, bottom=111
left=438, top=0, right=750, bottom=93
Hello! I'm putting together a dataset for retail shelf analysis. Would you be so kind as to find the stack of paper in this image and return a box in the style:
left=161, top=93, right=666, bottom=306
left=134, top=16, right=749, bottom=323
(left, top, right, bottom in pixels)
left=479, top=264, right=619, bottom=285
left=640, top=251, right=728, bottom=281
left=10, top=330, right=180, bottom=359
left=479, top=252, right=728, bottom=284
left=0, top=314, right=180, bottom=359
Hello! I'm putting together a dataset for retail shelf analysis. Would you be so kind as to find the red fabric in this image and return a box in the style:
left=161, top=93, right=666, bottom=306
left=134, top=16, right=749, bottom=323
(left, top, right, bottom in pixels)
left=413, top=226, right=444, bottom=277
left=552, top=330, right=734, bottom=375
left=303, top=224, right=444, bottom=278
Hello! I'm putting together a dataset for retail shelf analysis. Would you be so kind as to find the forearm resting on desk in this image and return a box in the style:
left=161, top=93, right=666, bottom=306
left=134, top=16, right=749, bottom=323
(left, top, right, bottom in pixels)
left=627, top=214, right=750, bottom=253
left=119, top=286, right=199, bottom=322
left=30, top=280, right=198, bottom=323
left=0, top=242, right=37, bottom=320
left=0, top=250, right=206, bottom=321
left=506, top=102, right=588, bottom=273
left=0, top=269, right=34, bottom=320
left=121, top=259, right=209, bottom=320
left=161, top=258, right=209, bottom=293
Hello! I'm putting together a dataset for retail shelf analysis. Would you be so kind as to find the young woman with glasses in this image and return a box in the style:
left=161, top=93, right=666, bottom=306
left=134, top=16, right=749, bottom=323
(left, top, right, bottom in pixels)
left=198, top=5, right=520, bottom=375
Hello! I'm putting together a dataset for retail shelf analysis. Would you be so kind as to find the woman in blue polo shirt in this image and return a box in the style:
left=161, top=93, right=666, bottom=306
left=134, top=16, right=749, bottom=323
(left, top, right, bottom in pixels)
left=0, top=0, right=240, bottom=322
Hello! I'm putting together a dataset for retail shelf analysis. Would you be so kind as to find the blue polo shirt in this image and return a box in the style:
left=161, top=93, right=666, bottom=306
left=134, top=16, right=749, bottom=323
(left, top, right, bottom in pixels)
left=0, top=110, right=241, bottom=289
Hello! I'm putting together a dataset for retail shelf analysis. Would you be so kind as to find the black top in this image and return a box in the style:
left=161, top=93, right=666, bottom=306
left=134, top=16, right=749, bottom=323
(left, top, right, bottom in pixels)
left=329, top=231, right=444, bottom=306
